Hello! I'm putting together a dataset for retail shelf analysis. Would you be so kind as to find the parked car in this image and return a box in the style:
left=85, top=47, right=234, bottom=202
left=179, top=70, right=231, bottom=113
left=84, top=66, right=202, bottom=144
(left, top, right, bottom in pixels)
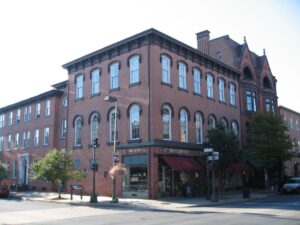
left=283, top=177, right=300, bottom=194
left=0, top=185, right=9, bottom=198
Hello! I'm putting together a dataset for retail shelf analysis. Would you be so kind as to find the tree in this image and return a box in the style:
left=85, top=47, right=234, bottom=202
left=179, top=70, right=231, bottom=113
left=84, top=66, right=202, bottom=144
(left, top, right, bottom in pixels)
left=206, top=123, right=241, bottom=170
left=247, top=113, right=293, bottom=189
left=0, top=162, right=9, bottom=183
left=31, top=149, right=85, bottom=198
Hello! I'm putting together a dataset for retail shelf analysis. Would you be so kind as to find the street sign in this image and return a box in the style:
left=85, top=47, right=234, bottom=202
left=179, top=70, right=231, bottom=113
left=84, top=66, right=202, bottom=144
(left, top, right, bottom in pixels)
left=204, top=148, right=213, bottom=153
left=113, top=152, right=120, bottom=162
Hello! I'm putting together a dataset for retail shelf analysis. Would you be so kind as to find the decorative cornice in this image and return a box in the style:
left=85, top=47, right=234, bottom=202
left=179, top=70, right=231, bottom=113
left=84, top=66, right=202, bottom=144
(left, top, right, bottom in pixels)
left=62, top=28, right=241, bottom=80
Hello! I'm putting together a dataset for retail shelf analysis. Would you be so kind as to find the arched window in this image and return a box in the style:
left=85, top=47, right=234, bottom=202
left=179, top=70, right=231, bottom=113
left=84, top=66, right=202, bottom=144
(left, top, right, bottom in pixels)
left=75, top=74, right=84, bottom=99
left=220, top=117, right=228, bottom=131
left=263, top=77, right=271, bottom=89
left=74, top=117, right=83, bottom=146
left=195, top=112, right=203, bottom=144
left=231, top=121, right=238, bottom=136
left=109, top=110, right=117, bottom=142
left=208, top=115, right=216, bottom=129
left=243, top=67, right=253, bottom=80
left=207, top=74, right=214, bottom=98
left=162, top=105, right=172, bottom=140
left=91, top=68, right=100, bottom=95
left=90, top=113, right=100, bottom=144
left=180, top=109, right=188, bottom=142
left=130, top=104, right=140, bottom=140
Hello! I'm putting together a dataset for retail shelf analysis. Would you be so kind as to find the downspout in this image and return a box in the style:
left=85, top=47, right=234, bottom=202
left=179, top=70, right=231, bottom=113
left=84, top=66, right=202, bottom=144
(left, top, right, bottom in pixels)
left=147, top=39, right=152, bottom=198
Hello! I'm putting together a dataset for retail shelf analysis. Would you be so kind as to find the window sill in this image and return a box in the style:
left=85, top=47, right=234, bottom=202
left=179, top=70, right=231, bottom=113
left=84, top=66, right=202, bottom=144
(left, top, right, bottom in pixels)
left=73, top=145, right=83, bottom=150
left=90, top=93, right=100, bottom=98
left=178, top=87, right=188, bottom=93
left=127, top=139, right=142, bottom=144
left=129, top=81, right=141, bottom=88
left=230, top=104, right=237, bottom=108
left=109, top=87, right=120, bottom=93
left=193, top=92, right=202, bottom=97
left=207, top=97, right=215, bottom=102
left=75, top=97, right=84, bottom=102
left=161, top=81, right=173, bottom=88
left=219, top=100, right=226, bottom=105
left=107, top=141, right=120, bottom=146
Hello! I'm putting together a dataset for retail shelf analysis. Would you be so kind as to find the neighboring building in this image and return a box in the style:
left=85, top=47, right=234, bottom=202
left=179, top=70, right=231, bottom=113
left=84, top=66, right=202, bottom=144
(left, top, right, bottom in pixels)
left=0, top=28, right=279, bottom=198
left=279, top=106, right=300, bottom=177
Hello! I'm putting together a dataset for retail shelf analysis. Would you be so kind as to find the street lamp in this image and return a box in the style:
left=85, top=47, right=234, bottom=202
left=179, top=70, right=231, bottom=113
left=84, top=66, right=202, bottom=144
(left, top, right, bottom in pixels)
left=204, top=148, right=213, bottom=200
left=104, top=95, right=118, bottom=203
left=90, top=137, right=98, bottom=203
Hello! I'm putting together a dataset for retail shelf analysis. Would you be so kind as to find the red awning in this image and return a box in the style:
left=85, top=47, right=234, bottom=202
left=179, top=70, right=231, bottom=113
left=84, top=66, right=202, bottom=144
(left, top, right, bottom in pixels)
left=160, top=155, right=204, bottom=171
left=226, top=161, right=253, bottom=173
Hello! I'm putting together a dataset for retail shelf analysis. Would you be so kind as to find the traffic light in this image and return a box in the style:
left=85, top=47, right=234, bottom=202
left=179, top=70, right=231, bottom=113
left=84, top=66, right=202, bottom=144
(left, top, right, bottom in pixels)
left=93, top=137, right=98, bottom=148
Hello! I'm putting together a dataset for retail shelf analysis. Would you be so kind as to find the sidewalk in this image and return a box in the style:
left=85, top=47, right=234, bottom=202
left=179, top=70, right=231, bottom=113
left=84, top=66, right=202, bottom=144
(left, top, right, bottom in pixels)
left=10, top=190, right=276, bottom=211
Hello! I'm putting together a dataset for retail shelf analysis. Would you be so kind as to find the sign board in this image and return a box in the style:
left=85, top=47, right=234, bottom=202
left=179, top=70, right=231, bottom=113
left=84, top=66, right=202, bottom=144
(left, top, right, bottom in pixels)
left=204, top=148, right=213, bottom=153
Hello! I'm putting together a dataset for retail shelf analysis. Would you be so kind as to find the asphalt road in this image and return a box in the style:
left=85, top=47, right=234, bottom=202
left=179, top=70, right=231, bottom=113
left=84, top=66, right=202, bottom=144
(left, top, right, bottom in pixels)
left=0, top=194, right=299, bottom=225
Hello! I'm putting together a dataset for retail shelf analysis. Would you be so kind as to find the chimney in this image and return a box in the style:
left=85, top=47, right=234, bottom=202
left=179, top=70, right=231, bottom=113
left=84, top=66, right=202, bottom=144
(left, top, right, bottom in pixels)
left=196, top=30, right=210, bottom=55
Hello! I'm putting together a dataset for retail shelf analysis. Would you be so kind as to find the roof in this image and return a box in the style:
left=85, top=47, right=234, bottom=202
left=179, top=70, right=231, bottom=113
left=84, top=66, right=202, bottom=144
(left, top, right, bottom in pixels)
left=62, top=28, right=241, bottom=77
left=52, top=80, right=68, bottom=90
left=0, top=89, right=63, bottom=113
left=279, top=106, right=300, bottom=116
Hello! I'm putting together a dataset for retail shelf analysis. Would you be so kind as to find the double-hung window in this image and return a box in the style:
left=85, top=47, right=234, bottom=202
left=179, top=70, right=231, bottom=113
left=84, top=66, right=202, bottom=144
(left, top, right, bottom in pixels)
left=35, top=103, right=41, bottom=118
left=195, top=112, right=203, bottom=144
left=76, top=75, right=84, bottom=99
left=0, top=114, right=4, bottom=128
left=265, top=98, right=275, bottom=113
left=229, top=83, right=236, bottom=105
left=130, top=105, right=140, bottom=140
left=110, top=63, right=119, bottom=90
left=207, top=74, right=214, bottom=98
left=246, top=90, right=257, bottom=112
left=6, top=134, right=11, bottom=150
left=74, top=117, right=82, bottom=146
left=180, top=109, right=188, bottom=142
left=0, top=136, right=3, bottom=151
left=45, top=100, right=51, bottom=117
left=61, top=120, right=67, bottom=139
left=90, top=114, right=99, bottom=144
left=218, top=79, right=225, bottom=102
left=34, top=129, right=39, bottom=147
left=178, top=62, right=187, bottom=89
left=8, top=112, right=13, bottom=126
left=162, top=106, right=171, bottom=140
left=91, top=69, right=100, bottom=95
left=193, top=68, right=201, bottom=94
left=109, top=110, right=117, bottom=143
left=161, top=55, right=171, bottom=84
left=44, top=127, right=49, bottom=146
left=130, top=56, right=140, bottom=84
left=16, top=109, right=21, bottom=123
left=14, top=133, right=19, bottom=149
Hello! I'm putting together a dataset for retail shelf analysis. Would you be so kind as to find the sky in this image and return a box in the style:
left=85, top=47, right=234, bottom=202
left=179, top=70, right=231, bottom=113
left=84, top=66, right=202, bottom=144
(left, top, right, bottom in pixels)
left=0, top=0, right=299, bottom=111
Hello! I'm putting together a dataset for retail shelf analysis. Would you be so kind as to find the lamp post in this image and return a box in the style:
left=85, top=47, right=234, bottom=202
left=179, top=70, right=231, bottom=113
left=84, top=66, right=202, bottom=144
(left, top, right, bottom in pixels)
left=204, top=148, right=213, bottom=200
left=204, top=148, right=219, bottom=202
left=104, top=95, right=118, bottom=203
left=90, top=137, right=98, bottom=203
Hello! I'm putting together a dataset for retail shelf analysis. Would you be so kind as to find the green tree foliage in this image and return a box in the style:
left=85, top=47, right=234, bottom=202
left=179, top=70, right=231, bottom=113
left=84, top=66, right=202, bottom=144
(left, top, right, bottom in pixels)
left=248, top=113, right=292, bottom=170
left=206, top=123, right=241, bottom=169
left=0, top=162, right=9, bottom=182
left=31, top=149, right=85, bottom=198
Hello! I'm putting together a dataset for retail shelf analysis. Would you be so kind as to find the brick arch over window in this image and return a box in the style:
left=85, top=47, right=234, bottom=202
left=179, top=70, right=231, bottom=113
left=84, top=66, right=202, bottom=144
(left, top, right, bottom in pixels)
left=178, top=107, right=191, bottom=121
left=177, top=60, right=188, bottom=73
left=220, top=116, right=229, bottom=128
left=106, top=107, right=121, bottom=121
left=107, top=61, right=121, bottom=73
left=127, top=102, right=142, bottom=117
left=160, top=53, right=173, bottom=66
left=127, top=54, right=142, bottom=67
left=263, top=76, right=272, bottom=89
left=208, top=114, right=217, bottom=126
left=89, top=67, right=101, bottom=79
left=194, top=111, right=205, bottom=124
left=88, top=111, right=100, bottom=124
left=243, top=66, right=253, bottom=80
left=74, top=73, right=85, bottom=84
left=72, top=115, right=83, bottom=127
left=161, top=103, right=174, bottom=118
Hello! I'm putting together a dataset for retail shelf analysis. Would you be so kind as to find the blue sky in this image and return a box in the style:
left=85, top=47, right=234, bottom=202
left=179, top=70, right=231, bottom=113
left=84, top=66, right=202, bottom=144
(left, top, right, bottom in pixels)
left=0, top=0, right=299, bottom=111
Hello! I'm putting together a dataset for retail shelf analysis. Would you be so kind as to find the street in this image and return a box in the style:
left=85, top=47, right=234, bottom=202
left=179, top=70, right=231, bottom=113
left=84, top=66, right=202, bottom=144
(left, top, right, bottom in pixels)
left=0, top=195, right=299, bottom=225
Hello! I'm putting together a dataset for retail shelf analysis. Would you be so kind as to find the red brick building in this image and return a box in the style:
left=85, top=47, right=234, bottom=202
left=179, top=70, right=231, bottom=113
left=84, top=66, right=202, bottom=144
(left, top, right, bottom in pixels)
left=0, top=28, right=281, bottom=198
left=279, top=106, right=300, bottom=177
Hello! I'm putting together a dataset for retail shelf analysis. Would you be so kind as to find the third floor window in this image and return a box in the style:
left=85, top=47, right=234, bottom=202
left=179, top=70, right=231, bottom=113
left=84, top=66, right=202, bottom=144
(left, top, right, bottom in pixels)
left=161, top=55, right=171, bottom=84
left=130, top=56, right=140, bottom=84
left=110, top=62, right=119, bottom=90
left=246, top=90, right=257, bottom=112
left=91, top=69, right=100, bottom=95
left=76, top=74, right=84, bottom=99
